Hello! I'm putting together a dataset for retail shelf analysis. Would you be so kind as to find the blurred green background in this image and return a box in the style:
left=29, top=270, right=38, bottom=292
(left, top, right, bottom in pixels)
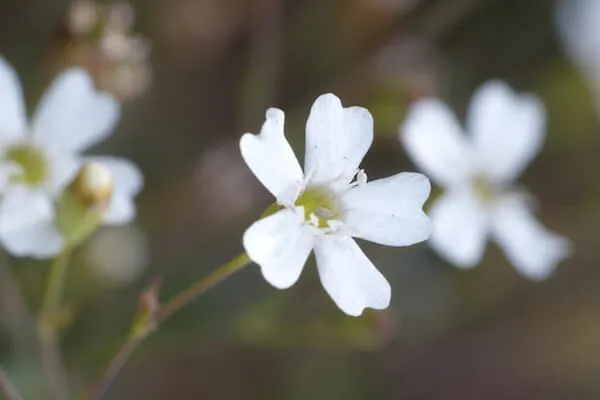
left=1, top=0, right=600, bottom=398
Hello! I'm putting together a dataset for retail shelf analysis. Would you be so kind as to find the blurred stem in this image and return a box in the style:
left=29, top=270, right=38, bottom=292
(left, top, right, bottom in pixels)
left=0, top=365, right=24, bottom=400
left=0, top=256, right=37, bottom=362
left=38, top=250, right=72, bottom=400
left=84, top=252, right=251, bottom=400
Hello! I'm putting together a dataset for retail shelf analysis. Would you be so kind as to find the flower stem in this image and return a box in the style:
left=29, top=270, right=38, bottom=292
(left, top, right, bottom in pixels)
left=158, top=252, right=250, bottom=320
left=0, top=365, right=24, bottom=400
left=84, top=252, right=251, bottom=400
left=38, top=250, right=72, bottom=400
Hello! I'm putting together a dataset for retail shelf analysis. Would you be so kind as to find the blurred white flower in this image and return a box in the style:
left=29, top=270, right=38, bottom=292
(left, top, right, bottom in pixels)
left=241, top=93, right=431, bottom=316
left=65, top=1, right=152, bottom=101
left=86, top=225, right=148, bottom=286
left=556, top=0, right=600, bottom=112
left=400, top=81, right=571, bottom=279
left=0, top=57, right=143, bottom=258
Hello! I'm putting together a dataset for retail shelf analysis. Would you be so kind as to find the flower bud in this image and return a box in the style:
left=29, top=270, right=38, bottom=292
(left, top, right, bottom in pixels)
left=55, top=163, right=113, bottom=249
left=73, top=162, right=113, bottom=208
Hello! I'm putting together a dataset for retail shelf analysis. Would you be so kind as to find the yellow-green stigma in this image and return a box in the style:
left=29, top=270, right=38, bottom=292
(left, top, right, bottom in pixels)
left=5, top=144, right=48, bottom=186
left=471, top=175, right=496, bottom=203
left=296, top=187, right=340, bottom=229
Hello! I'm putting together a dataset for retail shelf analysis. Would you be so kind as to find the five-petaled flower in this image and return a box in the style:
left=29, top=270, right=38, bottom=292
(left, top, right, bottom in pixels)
left=400, top=81, right=571, bottom=279
left=240, top=93, right=432, bottom=316
left=0, top=57, right=143, bottom=258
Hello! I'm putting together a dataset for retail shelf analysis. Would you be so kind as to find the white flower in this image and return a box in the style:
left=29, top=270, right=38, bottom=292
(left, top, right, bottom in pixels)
left=556, top=0, right=600, bottom=113
left=240, top=93, right=431, bottom=316
left=0, top=57, right=143, bottom=258
left=400, top=81, right=571, bottom=279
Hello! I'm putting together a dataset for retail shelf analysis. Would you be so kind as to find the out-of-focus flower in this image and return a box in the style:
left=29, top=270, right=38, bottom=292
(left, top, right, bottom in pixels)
left=400, top=81, right=571, bottom=279
left=63, top=1, right=151, bottom=101
left=193, top=143, right=262, bottom=227
left=0, top=58, right=143, bottom=258
left=86, top=225, right=148, bottom=286
left=556, top=0, right=600, bottom=112
left=240, top=93, right=431, bottom=316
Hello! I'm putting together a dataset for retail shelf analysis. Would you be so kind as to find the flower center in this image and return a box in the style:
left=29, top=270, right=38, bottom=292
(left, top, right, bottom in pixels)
left=295, top=186, right=340, bottom=229
left=4, top=144, right=48, bottom=187
left=471, top=175, right=497, bottom=203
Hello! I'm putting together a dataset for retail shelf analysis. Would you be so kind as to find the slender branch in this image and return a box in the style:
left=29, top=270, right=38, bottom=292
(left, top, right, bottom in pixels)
left=0, top=365, right=24, bottom=400
left=158, top=252, right=250, bottom=320
left=82, top=335, right=142, bottom=400
left=0, top=257, right=37, bottom=361
left=84, top=252, right=250, bottom=400
left=38, top=250, right=72, bottom=400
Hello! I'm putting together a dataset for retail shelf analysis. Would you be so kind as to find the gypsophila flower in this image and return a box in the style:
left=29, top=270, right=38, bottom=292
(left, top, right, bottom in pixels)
left=0, top=57, right=143, bottom=258
left=400, top=81, right=571, bottom=279
left=64, top=1, right=152, bottom=101
left=240, top=93, right=431, bottom=316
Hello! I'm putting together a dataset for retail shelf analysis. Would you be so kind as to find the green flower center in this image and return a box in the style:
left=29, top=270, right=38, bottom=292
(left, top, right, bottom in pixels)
left=5, top=144, right=48, bottom=187
left=471, top=175, right=497, bottom=203
left=295, top=186, right=340, bottom=229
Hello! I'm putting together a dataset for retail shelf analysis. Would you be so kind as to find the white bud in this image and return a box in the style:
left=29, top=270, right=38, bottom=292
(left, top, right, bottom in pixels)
left=75, top=162, right=113, bottom=206
left=69, top=1, right=99, bottom=35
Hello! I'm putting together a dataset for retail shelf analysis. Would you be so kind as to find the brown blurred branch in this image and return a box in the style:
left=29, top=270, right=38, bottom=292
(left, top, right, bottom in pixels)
left=0, top=258, right=36, bottom=361
left=84, top=252, right=250, bottom=400
left=0, top=365, right=23, bottom=400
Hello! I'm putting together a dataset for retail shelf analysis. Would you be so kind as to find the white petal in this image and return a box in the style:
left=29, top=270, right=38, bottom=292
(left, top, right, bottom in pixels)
left=556, top=0, right=600, bottom=115
left=304, top=93, right=373, bottom=190
left=341, top=172, right=431, bottom=246
left=240, top=108, right=304, bottom=205
left=0, top=57, right=26, bottom=139
left=556, top=0, right=600, bottom=72
left=467, top=81, right=545, bottom=184
left=314, top=235, right=390, bottom=316
left=32, top=69, right=120, bottom=153
left=84, top=156, right=143, bottom=195
left=429, top=188, right=489, bottom=268
left=243, top=207, right=314, bottom=289
left=45, top=151, right=81, bottom=195
left=491, top=196, right=571, bottom=280
left=400, top=99, right=473, bottom=187
left=102, top=194, right=136, bottom=225
left=85, top=157, right=142, bottom=225
left=0, top=188, right=63, bottom=258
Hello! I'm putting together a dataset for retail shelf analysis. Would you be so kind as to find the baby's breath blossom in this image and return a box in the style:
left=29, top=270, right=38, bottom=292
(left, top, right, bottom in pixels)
left=64, top=1, right=151, bottom=101
left=0, top=57, right=143, bottom=258
left=241, top=94, right=431, bottom=316
left=400, top=81, right=571, bottom=279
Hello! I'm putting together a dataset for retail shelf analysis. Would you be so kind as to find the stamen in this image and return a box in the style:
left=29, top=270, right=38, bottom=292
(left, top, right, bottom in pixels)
left=309, top=212, right=319, bottom=227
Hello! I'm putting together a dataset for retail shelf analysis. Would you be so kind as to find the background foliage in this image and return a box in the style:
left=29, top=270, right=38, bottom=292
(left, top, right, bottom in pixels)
left=0, top=0, right=599, bottom=398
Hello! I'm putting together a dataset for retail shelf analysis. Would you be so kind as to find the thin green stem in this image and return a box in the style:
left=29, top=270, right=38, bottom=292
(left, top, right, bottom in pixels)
left=158, top=252, right=250, bottom=320
left=0, top=365, right=24, bottom=400
left=38, top=250, right=72, bottom=400
left=84, top=252, right=251, bottom=400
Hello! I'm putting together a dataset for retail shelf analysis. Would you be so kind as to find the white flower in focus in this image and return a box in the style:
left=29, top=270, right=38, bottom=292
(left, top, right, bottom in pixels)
left=240, top=93, right=431, bottom=316
left=400, top=81, right=571, bottom=279
left=0, top=57, right=143, bottom=258
left=556, top=0, right=600, bottom=112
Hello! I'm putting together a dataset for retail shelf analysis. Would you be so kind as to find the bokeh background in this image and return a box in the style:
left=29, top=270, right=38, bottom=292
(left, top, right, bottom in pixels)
left=1, top=0, right=599, bottom=398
